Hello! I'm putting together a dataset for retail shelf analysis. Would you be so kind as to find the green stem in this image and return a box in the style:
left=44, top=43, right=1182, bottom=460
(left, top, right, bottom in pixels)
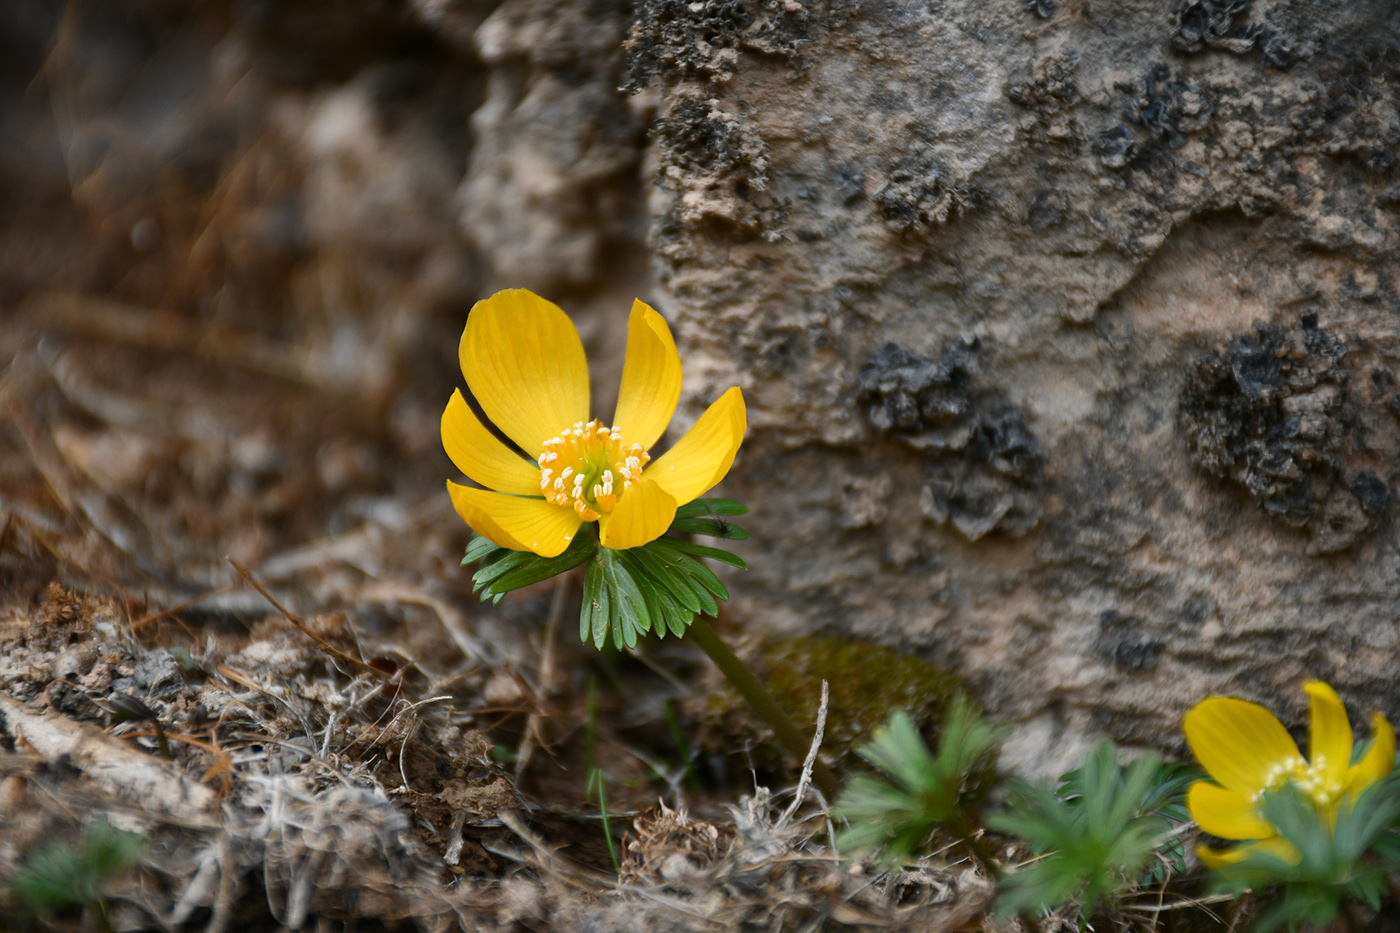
left=688, top=614, right=838, bottom=799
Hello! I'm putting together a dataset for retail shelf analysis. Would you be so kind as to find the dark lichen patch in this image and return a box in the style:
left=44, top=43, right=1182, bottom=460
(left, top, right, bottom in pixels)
left=1025, top=189, right=1066, bottom=232
left=1178, top=316, right=1388, bottom=554
left=1092, top=124, right=1138, bottom=171
left=1006, top=55, right=1082, bottom=156
left=873, top=155, right=959, bottom=231
left=651, top=94, right=788, bottom=237
left=921, top=401, right=1044, bottom=540
left=655, top=97, right=770, bottom=188
left=624, top=0, right=808, bottom=90
left=858, top=342, right=1044, bottom=540
left=625, top=0, right=753, bottom=88
left=1096, top=609, right=1165, bottom=673
left=1303, top=46, right=1400, bottom=176
left=1170, top=0, right=1255, bottom=55
left=1123, top=64, right=1211, bottom=151
left=1006, top=54, right=1079, bottom=112
left=858, top=341, right=976, bottom=435
left=1169, top=0, right=1296, bottom=68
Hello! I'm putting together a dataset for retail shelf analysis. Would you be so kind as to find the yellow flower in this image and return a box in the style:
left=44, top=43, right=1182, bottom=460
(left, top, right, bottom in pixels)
left=1184, top=681, right=1395, bottom=868
left=441, top=289, right=746, bottom=557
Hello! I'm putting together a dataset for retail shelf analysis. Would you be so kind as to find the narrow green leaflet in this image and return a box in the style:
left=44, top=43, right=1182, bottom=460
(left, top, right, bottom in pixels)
left=462, top=533, right=501, bottom=566
left=659, top=537, right=747, bottom=569
left=668, top=498, right=750, bottom=539
left=463, top=498, right=749, bottom=651
left=581, top=555, right=610, bottom=649
left=466, top=532, right=597, bottom=603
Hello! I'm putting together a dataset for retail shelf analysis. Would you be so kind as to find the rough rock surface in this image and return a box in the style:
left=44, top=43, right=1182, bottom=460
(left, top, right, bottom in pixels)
left=628, top=0, right=1400, bottom=769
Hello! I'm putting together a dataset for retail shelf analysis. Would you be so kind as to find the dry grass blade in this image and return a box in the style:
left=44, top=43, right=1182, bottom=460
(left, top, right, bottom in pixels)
left=226, top=556, right=395, bottom=683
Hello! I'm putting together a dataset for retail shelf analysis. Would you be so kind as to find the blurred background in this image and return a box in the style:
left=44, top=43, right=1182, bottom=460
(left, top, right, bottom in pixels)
left=0, top=0, right=656, bottom=617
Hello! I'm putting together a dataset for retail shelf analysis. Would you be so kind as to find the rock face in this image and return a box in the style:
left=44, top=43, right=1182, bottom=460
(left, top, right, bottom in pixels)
left=8, top=0, right=1400, bottom=771
left=624, top=0, right=1400, bottom=768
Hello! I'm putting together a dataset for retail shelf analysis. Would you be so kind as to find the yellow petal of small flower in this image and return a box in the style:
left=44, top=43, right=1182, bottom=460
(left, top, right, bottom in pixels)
left=1184, top=696, right=1302, bottom=797
left=1347, top=712, right=1396, bottom=797
left=612, top=300, right=683, bottom=452
left=1187, top=781, right=1274, bottom=840
left=447, top=481, right=582, bottom=557
left=1198, top=835, right=1300, bottom=870
left=597, top=477, right=678, bottom=550
left=1304, top=681, right=1353, bottom=791
left=646, top=386, right=746, bottom=505
left=460, top=289, right=590, bottom=455
left=1196, top=843, right=1249, bottom=870
left=442, top=389, right=541, bottom=496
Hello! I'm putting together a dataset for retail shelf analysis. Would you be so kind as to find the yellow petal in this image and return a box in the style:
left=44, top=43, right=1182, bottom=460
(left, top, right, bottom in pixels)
left=1347, top=712, right=1396, bottom=796
left=598, top=478, right=677, bottom=550
left=1198, top=835, right=1299, bottom=870
left=446, top=481, right=582, bottom=557
left=460, top=289, right=589, bottom=455
left=1196, top=843, right=1249, bottom=870
left=1304, top=681, right=1353, bottom=788
left=612, top=300, right=683, bottom=452
left=645, top=386, right=746, bottom=505
left=1187, top=782, right=1272, bottom=840
left=1184, top=696, right=1302, bottom=797
left=442, top=389, right=541, bottom=496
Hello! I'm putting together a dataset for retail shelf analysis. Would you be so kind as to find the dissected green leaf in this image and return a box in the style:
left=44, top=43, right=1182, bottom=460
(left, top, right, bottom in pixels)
left=630, top=547, right=704, bottom=614
left=616, top=551, right=686, bottom=639
left=460, top=500, right=750, bottom=651
left=985, top=742, right=1186, bottom=921
left=835, top=699, right=1006, bottom=865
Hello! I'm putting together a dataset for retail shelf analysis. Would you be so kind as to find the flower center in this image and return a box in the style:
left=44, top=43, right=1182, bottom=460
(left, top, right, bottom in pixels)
left=538, top=420, right=650, bottom=522
left=1253, top=755, right=1345, bottom=808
